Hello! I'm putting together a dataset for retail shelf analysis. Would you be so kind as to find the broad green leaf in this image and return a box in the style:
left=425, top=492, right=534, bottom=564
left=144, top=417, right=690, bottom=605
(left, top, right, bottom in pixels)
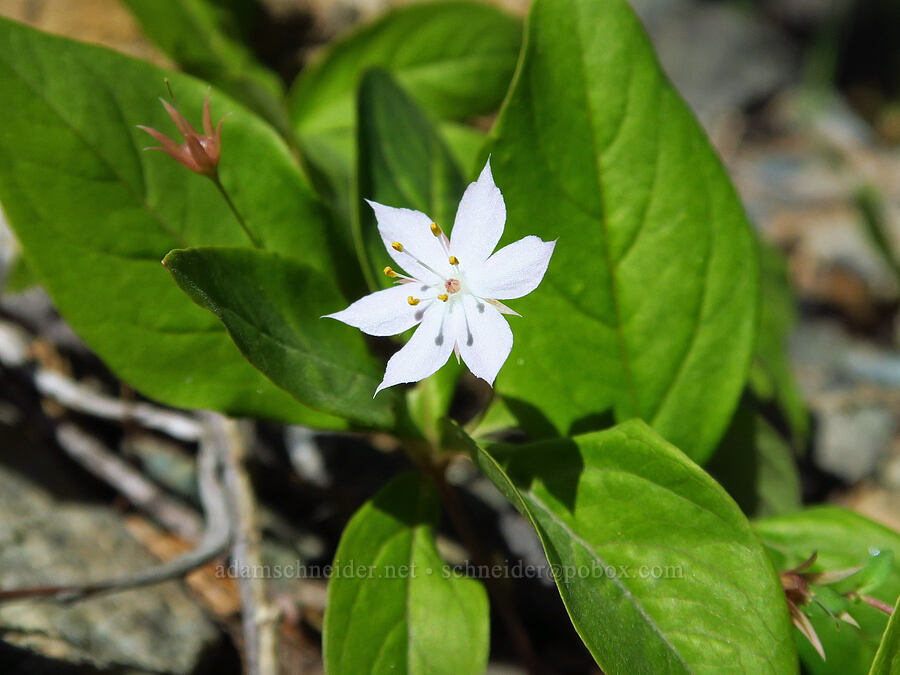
left=354, top=69, right=466, bottom=289
left=120, top=0, right=291, bottom=137
left=296, top=117, right=480, bottom=241
left=289, top=1, right=520, bottom=138
left=452, top=419, right=797, bottom=673
left=869, top=595, right=900, bottom=675
left=757, top=507, right=900, bottom=674
left=467, top=395, right=520, bottom=440
left=354, top=70, right=466, bottom=434
left=288, top=1, right=521, bottom=231
left=0, top=17, right=341, bottom=427
left=440, top=121, right=486, bottom=178
left=484, top=0, right=758, bottom=461
left=324, top=472, right=489, bottom=675
left=706, top=401, right=801, bottom=518
left=164, top=247, right=395, bottom=428
left=751, top=241, right=809, bottom=446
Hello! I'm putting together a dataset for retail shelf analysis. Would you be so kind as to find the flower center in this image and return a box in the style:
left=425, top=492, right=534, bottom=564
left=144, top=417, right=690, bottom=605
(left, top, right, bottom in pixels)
left=445, top=278, right=461, bottom=294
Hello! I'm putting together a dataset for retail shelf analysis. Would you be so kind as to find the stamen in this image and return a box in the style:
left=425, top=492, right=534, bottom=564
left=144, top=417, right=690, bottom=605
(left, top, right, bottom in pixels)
left=449, top=255, right=459, bottom=265
left=437, top=293, right=449, bottom=302
left=391, top=239, right=447, bottom=281
left=407, top=296, right=420, bottom=306
left=383, top=266, right=417, bottom=283
left=433, top=224, right=451, bottom=257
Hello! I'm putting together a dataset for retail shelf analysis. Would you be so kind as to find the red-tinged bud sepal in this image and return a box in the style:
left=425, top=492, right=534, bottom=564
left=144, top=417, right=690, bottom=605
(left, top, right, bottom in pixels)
left=778, top=549, right=896, bottom=662
left=138, top=88, right=229, bottom=177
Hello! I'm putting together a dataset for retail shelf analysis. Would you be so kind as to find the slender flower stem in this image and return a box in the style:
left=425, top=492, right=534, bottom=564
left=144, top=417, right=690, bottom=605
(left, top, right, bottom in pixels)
left=213, top=176, right=262, bottom=249
left=401, top=438, right=540, bottom=672
left=434, top=466, right=541, bottom=675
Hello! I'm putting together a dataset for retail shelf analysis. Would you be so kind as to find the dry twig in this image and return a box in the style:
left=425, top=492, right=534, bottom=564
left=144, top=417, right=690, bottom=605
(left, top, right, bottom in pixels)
left=56, top=423, right=204, bottom=541
left=204, top=412, right=279, bottom=675
left=36, top=369, right=202, bottom=441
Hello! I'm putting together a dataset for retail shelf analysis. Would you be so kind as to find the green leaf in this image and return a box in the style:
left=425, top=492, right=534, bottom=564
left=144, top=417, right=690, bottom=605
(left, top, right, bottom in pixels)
left=752, top=241, right=809, bottom=446
left=853, top=551, right=895, bottom=596
left=440, top=121, right=486, bottom=178
left=323, top=472, right=489, bottom=674
left=484, top=0, right=759, bottom=462
left=467, top=395, right=520, bottom=440
left=757, top=507, right=900, bottom=674
left=0, top=17, right=341, bottom=427
left=354, top=69, right=466, bottom=289
left=706, top=401, right=802, bottom=518
left=288, top=1, right=521, bottom=232
left=120, top=0, right=291, bottom=137
left=452, top=419, right=797, bottom=673
left=289, top=1, right=520, bottom=139
left=164, top=247, right=395, bottom=428
left=869, top=595, right=900, bottom=675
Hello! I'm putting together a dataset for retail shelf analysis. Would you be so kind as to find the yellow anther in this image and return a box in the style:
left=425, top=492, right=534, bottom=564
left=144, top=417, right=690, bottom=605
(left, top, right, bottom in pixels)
left=448, top=255, right=459, bottom=265
left=392, top=241, right=403, bottom=252
left=407, top=296, right=420, bottom=306
left=437, top=293, right=449, bottom=302
left=383, top=266, right=398, bottom=278
left=430, top=222, right=442, bottom=236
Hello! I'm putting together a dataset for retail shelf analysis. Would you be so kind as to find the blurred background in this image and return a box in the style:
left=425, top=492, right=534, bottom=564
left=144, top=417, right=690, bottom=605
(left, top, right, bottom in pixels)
left=0, top=0, right=898, bottom=673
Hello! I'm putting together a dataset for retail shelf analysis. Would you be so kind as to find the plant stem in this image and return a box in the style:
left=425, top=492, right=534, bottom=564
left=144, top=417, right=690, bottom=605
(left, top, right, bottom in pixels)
left=213, top=177, right=262, bottom=249
left=434, top=467, right=541, bottom=675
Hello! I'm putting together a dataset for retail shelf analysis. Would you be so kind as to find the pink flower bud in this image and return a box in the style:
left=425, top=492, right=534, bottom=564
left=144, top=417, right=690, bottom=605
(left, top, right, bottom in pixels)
left=138, top=90, right=229, bottom=177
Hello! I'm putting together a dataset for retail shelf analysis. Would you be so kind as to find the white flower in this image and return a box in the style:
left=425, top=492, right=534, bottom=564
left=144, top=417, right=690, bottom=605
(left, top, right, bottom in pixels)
left=325, top=159, right=556, bottom=395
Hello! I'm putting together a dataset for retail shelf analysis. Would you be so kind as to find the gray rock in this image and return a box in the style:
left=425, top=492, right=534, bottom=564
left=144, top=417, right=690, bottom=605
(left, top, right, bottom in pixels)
left=734, top=95, right=900, bottom=309
left=840, top=346, right=900, bottom=389
left=791, top=319, right=899, bottom=483
left=791, top=318, right=900, bottom=395
left=814, top=401, right=898, bottom=482
left=638, top=2, right=798, bottom=130
left=0, top=465, right=220, bottom=674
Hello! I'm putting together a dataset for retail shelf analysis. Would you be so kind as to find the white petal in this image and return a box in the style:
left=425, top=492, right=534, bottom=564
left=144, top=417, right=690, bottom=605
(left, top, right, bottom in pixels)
left=375, top=303, right=454, bottom=394
left=456, top=294, right=513, bottom=387
left=323, top=283, right=436, bottom=337
left=449, top=159, right=506, bottom=267
left=467, top=236, right=556, bottom=300
left=368, top=200, right=451, bottom=283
